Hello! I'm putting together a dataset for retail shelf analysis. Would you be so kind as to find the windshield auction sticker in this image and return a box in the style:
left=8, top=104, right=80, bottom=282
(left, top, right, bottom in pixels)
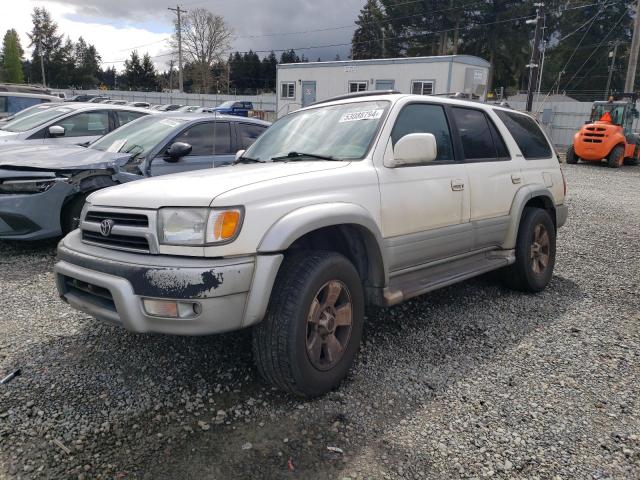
left=339, top=109, right=384, bottom=123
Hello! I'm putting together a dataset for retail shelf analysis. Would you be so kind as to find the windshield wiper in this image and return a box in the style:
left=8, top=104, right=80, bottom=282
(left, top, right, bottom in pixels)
left=233, top=156, right=266, bottom=165
left=271, top=151, right=339, bottom=162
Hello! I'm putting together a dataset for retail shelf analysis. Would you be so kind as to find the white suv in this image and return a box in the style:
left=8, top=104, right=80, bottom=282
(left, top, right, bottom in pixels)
left=54, top=92, right=568, bottom=397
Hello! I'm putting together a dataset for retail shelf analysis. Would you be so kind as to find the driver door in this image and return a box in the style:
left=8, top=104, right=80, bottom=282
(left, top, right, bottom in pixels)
left=149, top=121, right=234, bottom=176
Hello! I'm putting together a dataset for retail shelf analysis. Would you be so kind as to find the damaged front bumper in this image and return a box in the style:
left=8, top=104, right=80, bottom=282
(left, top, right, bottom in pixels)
left=0, top=180, right=74, bottom=240
left=54, top=230, right=283, bottom=335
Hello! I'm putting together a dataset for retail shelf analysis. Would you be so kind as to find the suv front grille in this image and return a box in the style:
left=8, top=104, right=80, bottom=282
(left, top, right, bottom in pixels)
left=82, top=230, right=150, bottom=252
left=80, top=207, right=157, bottom=254
left=85, top=210, right=149, bottom=227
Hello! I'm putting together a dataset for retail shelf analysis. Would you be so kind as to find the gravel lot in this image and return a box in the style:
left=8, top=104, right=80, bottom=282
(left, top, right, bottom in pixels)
left=1, top=163, right=639, bottom=479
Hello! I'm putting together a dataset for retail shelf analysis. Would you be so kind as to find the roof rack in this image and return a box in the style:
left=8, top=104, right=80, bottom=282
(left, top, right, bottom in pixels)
left=310, top=90, right=401, bottom=106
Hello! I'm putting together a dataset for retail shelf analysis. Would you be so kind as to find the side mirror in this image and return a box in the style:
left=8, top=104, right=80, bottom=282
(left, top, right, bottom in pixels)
left=48, top=125, right=65, bottom=137
left=165, top=142, right=192, bottom=161
left=235, top=149, right=246, bottom=161
left=389, top=133, right=437, bottom=167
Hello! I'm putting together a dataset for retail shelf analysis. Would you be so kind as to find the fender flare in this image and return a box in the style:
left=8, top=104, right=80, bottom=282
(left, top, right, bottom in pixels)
left=257, top=202, right=388, bottom=286
left=502, top=186, right=556, bottom=250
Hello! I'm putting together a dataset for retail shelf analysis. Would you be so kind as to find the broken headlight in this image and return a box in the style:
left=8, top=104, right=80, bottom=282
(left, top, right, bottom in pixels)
left=0, top=178, right=68, bottom=195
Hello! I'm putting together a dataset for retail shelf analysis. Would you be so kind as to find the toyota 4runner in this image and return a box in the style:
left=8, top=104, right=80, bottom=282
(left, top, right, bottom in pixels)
left=54, top=92, right=568, bottom=397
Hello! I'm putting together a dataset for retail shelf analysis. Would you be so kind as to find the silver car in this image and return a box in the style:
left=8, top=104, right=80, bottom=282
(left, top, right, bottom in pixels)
left=0, top=103, right=154, bottom=147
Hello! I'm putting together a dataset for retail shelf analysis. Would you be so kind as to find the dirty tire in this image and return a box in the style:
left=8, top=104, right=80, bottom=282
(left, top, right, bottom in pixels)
left=501, top=207, right=556, bottom=293
left=252, top=251, right=364, bottom=398
left=607, top=145, right=624, bottom=168
left=61, top=193, right=88, bottom=235
left=565, top=145, right=579, bottom=164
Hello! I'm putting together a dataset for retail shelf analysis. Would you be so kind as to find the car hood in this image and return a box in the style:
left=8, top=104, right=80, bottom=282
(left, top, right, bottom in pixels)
left=89, top=161, right=350, bottom=208
left=0, top=144, right=131, bottom=171
left=0, top=130, right=19, bottom=139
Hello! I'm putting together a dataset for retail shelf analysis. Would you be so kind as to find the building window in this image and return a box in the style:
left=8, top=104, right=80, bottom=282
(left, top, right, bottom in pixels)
left=411, top=81, right=434, bottom=95
left=349, top=81, right=368, bottom=93
left=281, top=82, right=295, bottom=99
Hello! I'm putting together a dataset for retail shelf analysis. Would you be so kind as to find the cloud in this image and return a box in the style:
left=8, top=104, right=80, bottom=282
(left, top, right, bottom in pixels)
left=3, top=0, right=363, bottom=69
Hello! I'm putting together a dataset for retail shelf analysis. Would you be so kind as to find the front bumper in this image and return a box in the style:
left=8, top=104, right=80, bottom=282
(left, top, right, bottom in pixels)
left=0, top=182, right=73, bottom=240
left=55, top=230, right=282, bottom=335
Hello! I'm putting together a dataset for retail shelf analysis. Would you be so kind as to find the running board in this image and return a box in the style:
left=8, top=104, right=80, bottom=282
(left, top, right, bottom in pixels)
left=383, top=250, right=515, bottom=306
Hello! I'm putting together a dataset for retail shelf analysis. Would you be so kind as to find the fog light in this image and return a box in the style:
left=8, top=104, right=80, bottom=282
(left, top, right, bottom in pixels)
left=142, top=299, right=201, bottom=319
left=143, top=299, right=178, bottom=318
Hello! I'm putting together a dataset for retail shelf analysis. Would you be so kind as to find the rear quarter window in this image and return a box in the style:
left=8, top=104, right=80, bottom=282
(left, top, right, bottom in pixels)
left=495, top=110, right=552, bottom=160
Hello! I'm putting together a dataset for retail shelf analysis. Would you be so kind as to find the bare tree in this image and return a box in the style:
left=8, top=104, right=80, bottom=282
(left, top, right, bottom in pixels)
left=171, top=8, right=232, bottom=93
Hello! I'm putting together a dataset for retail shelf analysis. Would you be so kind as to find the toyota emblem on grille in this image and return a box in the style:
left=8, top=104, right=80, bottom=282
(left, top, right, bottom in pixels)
left=100, top=219, right=115, bottom=237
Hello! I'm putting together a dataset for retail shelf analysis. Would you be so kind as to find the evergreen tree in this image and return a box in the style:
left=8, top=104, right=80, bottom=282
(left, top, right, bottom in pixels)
left=352, top=0, right=385, bottom=60
left=124, top=50, right=144, bottom=90
left=280, top=50, right=300, bottom=64
left=1, top=29, right=24, bottom=83
left=140, top=53, right=158, bottom=90
left=27, top=7, right=63, bottom=85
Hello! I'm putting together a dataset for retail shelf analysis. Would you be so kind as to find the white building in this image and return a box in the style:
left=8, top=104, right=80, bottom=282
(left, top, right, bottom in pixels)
left=276, top=55, right=490, bottom=117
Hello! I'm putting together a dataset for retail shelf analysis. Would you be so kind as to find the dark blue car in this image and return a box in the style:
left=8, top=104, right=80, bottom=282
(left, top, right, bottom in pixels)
left=214, top=101, right=253, bottom=117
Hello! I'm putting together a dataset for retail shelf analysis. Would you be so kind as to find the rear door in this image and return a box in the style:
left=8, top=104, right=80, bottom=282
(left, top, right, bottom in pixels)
left=237, top=122, right=268, bottom=151
left=150, top=121, right=234, bottom=176
left=450, top=106, right=520, bottom=250
left=114, top=110, right=148, bottom=129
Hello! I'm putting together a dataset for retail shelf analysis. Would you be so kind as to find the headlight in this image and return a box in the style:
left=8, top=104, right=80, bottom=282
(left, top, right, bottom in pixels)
left=0, top=178, right=67, bottom=195
left=158, top=207, right=243, bottom=246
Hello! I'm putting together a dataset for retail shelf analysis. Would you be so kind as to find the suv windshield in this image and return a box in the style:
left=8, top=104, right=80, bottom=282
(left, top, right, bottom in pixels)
left=91, top=116, right=188, bottom=157
left=1, top=106, right=75, bottom=132
left=244, top=100, right=390, bottom=162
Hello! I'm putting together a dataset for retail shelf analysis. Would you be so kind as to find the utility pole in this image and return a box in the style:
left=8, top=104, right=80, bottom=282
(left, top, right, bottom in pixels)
left=526, top=3, right=545, bottom=112
left=168, top=5, right=186, bottom=93
left=605, top=41, right=620, bottom=99
left=168, top=59, right=175, bottom=91
left=625, top=0, right=640, bottom=92
left=39, top=40, right=46, bottom=88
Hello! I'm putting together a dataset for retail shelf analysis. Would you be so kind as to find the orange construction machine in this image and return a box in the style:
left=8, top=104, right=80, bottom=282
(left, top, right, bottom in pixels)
left=567, top=93, right=640, bottom=168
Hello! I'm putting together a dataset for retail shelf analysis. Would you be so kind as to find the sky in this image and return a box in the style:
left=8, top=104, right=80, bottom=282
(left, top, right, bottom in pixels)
left=2, top=0, right=365, bottom=72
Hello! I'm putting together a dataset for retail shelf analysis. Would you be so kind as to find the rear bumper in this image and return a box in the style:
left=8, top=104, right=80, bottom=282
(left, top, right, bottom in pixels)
left=0, top=182, right=73, bottom=240
left=55, top=230, right=282, bottom=335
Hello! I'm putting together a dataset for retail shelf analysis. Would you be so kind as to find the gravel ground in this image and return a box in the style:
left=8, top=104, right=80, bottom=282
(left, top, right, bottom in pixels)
left=1, top=163, right=639, bottom=479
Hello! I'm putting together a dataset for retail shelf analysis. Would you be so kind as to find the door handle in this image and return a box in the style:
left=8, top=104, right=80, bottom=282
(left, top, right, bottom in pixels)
left=511, top=174, right=522, bottom=184
left=451, top=179, right=465, bottom=191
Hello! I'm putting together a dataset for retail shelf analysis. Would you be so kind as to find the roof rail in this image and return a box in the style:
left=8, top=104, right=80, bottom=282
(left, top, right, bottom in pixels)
left=309, top=90, right=400, bottom=106
left=0, top=83, right=51, bottom=94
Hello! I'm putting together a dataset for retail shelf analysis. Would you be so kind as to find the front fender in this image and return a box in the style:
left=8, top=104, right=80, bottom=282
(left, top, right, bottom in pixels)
left=258, top=202, right=388, bottom=285
left=502, top=186, right=557, bottom=250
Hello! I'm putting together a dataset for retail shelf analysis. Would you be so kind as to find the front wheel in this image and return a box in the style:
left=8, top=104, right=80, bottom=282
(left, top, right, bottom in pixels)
left=565, top=145, right=579, bottom=164
left=607, top=145, right=625, bottom=168
left=252, top=251, right=364, bottom=398
left=501, top=207, right=556, bottom=293
left=60, top=193, right=89, bottom=235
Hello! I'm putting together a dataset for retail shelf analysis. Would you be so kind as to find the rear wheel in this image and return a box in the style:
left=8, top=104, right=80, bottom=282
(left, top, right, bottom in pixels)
left=565, top=145, right=579, bottom=164
left=60, top=193, right=88, bottom=235
left=501, top=207, right=556, bottom=293
left=607, top=145, right=625, bottom=168
left=252, top=251, right=364, bottom=398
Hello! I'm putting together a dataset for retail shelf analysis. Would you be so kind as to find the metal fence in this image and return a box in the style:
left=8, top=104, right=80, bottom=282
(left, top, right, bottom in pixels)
left=62, top=89, right=277, bottom=112
left=508, top=100, right=640, bottom=150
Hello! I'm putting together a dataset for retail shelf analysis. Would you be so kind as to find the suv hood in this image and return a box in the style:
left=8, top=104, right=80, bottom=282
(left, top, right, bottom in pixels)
left=0, top=144, right=132, bottom=171
left=89, top=162, right=350, bottom=208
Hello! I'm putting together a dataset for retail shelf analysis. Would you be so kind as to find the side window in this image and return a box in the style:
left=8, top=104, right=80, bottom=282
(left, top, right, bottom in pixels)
left=7, top=96, right=45, bottom=114
left=238, top=123, right=267, bottom=149
left=411, top=81, right=434, bottom=95
left=451, top=107, right=500, bottom=161
left=0, top=97, right=7, bottom=113
left=53, top=111, right=109, bottom=137
left=214, top=122, right=232, bottom=154
left=487, top=117, right=510, bottom=159
left=117, top=110, right=147, bottom=127
left=173, top=123, right=215, bottom=156
left=494, top=110, right=552, bottom=159
left=391, top=103, right=454, bottom=162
